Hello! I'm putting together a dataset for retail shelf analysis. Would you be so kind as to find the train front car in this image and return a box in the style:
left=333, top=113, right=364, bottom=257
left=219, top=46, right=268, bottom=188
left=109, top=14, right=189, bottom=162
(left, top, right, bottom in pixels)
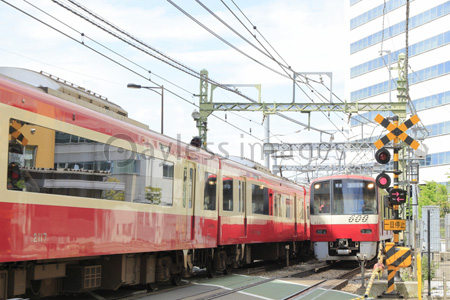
left=310, top=175, right=389, bottom=262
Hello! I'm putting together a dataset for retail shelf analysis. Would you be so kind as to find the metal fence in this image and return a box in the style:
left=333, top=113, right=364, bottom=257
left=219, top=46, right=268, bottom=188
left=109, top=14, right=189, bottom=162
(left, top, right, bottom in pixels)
left=419, top=209, right=450, bottom=298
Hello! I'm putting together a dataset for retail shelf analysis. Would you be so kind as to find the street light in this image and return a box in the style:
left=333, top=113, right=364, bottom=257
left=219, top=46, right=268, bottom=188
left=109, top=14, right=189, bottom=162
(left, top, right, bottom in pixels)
left=127, top=83, right=164, bottom=134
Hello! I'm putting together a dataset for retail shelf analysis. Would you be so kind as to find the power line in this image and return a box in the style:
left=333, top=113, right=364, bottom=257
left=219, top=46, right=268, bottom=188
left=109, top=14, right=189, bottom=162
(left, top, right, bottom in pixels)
left=3, top=0, right=264, bottom=142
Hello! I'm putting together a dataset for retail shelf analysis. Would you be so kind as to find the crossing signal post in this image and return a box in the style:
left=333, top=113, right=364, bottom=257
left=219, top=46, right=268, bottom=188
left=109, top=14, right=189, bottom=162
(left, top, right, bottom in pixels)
left=374, top=114, right=420, bottom=298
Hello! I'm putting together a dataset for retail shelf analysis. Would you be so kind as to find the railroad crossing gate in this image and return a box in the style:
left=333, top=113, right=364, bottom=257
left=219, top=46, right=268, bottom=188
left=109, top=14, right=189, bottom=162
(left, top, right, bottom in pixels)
left=374, top=114, right=420, bottom=150
left=373, top=113, right=420, bottom=298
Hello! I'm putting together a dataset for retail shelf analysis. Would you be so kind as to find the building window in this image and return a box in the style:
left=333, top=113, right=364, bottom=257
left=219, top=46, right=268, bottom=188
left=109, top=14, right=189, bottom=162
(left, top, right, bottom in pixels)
left=351, top=31, right=450, bottom=78
left=351, top=2, right=450, bottom=54
left=350, top=0, right=408, bottom=30
left=351, top=61, right=450, bottom=102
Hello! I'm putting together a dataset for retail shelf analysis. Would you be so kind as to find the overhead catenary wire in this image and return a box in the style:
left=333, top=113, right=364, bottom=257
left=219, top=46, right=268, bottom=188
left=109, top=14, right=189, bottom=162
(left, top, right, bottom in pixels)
left=223, top=1, right=407, bottom=176
left=218, top=0, right=385, bottom=171
left=56, top=0, right=337, bottom=138
left=182, top=0, right=352, bottom=140
left=9, top=0, right=376, bottom=179
left=2, top=0, right=265, bottom=143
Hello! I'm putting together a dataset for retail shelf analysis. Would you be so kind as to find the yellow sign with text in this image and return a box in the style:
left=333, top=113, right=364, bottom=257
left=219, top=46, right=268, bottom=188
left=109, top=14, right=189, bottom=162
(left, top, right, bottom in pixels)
left=384, top=219, right=406, bottom=231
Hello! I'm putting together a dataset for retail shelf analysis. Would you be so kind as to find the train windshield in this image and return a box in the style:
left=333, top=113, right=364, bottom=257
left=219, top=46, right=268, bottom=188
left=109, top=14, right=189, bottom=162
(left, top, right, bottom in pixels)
left=311, top=179, right=377, bottom=215
left=333, top=179, right=377, bottom=215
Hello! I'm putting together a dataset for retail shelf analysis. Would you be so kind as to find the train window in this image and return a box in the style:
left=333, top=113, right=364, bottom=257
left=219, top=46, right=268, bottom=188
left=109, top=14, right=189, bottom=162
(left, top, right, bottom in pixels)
left=311, top=181, right=331, bottom=215
left=286, top=198, right=291, bottom=218
left=204, top=172, right=217, bottom=210
left=189, top=168, right=194, bottom=209
left=274, top=193, right=280, bottom=217
left=183, top=167, right=187, bottom=208
left=238, top=181, right=242, bottom=212
left=332, top=179, right=377, bottom=215
left=223, top=176, right=233, bottom=211
left=6, top=118, right=174, bottom=205
left=251, top=184, right=269, bottom=215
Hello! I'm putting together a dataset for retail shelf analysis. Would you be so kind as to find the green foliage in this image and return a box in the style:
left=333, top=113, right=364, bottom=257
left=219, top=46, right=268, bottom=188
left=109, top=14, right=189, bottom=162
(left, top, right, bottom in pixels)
left=145, top=186, right=162, bottom=204
left=418, top=181, right=449, bottom=218
left=420, top=255, right=438, bottom=285
left=400, top=268, right=413, bottom=281
left=104, top=177, right=125, bottom=201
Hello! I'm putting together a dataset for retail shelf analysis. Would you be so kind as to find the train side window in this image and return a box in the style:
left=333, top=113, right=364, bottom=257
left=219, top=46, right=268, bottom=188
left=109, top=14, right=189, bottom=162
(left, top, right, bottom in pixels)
left=238, top=181, right=242, bottom=212
left=273, top=193, right=278, bottom=216
left=251, top=184, right=269, bottom=215
left=189, top=168, right=194, bottom=209
left=183, top=167, right=187, bottom=208
left=204, top=172, right=217, bottom=210
left=286, top=198, right=291, bottom=218
left=223, top=176, right=233, bottom=211
left=6, top=118, right=174, bottom=205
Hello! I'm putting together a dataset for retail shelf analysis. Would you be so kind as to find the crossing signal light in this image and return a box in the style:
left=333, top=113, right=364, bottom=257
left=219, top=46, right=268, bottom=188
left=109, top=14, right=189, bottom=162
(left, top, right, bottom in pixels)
left=375, top=148, right=391, bottom=164
left=376, top=172, right=391, bottom=189
left=375, top=148, right=391, bottom=189
left=7, top=162, right=22, bottom=190
left=190, top=136, right=202, bottom=148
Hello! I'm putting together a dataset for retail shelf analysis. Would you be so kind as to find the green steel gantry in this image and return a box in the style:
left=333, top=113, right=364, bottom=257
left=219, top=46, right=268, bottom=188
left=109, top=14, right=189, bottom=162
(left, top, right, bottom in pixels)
left=195, top=69, right=407, bottom=149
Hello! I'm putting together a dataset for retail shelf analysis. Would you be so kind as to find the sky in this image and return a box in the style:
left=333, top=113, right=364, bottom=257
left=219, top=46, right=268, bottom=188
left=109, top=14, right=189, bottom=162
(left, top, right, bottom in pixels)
left=0, top=0, right=349, bottom=182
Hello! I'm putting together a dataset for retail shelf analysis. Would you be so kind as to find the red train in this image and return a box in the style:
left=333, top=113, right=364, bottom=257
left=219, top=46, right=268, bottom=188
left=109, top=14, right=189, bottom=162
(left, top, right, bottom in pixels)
left=0, top=68, right=310, bottom=298
left=310, top=175, right=392, bottom=262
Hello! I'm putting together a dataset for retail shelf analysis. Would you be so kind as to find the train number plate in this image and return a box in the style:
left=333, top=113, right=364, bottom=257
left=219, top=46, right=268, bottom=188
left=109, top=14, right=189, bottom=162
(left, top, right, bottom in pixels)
left=384, top=219, right=406, bottom=231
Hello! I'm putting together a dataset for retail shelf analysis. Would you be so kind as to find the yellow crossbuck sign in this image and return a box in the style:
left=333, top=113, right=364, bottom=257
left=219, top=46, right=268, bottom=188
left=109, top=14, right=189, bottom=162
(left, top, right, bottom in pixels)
left=374, top=114, right=420, bottom=150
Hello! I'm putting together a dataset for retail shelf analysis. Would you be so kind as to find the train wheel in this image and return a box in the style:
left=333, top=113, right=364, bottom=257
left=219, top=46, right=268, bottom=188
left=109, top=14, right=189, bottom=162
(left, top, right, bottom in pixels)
left=206, top=257, right=216, bottom=278
left=146, top=282, right=158, bottom=291
left=223, top=263, right=232, bottom=275
left=171, top=273, right=182, bottom=286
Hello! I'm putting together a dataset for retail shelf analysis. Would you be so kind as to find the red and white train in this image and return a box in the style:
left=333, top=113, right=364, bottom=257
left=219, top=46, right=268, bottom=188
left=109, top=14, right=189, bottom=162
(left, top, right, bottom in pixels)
left=310, top=175, right=392, bottom=262
left=0, top=68, right=310, bottom=298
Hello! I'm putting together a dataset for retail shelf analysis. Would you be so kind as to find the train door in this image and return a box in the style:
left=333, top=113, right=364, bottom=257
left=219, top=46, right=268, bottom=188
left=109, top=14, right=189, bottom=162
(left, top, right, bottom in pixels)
left=296, top=193, right=306, bottom=238
left=294, top=194, right=298, bottom=238
left=182, top=161, right=196, bottom=242
left=304, top=189, right=310, bottom=240
left=238, top=178, right=247, bottom=238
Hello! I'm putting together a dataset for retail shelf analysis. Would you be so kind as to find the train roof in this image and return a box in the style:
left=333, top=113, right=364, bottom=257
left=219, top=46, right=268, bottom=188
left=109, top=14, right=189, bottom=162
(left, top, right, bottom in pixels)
left=0, top=67, right=149, bottom=130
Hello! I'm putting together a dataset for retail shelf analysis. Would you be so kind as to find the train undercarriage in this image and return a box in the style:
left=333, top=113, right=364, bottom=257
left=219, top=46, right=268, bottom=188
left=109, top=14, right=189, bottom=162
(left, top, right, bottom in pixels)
left=0, top=241, right=311, bottom=299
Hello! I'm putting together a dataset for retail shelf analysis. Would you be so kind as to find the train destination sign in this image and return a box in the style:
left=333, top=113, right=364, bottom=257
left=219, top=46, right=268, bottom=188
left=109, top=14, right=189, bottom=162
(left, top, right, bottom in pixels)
left=388, top=188, right=407, bottom=204
left=384, top=219, right=406, bottom=231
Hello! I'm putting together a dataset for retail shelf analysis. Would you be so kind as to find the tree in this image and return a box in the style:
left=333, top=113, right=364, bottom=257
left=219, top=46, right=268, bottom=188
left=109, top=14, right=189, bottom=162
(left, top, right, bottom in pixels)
left=418, top=181, right=449, bottom=218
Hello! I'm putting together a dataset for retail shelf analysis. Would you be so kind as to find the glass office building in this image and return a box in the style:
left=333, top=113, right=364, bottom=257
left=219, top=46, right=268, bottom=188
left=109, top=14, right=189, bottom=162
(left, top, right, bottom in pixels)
left=346, top=0, right=450, bottom=184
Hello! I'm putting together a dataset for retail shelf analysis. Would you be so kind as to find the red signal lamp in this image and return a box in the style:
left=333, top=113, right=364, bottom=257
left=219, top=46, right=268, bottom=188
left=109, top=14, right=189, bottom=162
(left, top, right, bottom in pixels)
left=375, top=148, right=391, bottom=164
left=376, top=172, right=391, bottom=189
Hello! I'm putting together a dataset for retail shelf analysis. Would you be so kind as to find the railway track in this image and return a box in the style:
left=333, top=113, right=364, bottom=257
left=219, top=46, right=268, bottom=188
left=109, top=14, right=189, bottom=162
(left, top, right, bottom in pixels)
left=141, top=260, right=370, bottom=300
left=49, top=259, right=371, bottom=300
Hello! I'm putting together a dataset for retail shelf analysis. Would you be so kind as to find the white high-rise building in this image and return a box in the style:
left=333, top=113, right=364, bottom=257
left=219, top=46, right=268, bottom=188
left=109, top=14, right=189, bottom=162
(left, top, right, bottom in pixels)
left=346, top=0, right=450, bottom=184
